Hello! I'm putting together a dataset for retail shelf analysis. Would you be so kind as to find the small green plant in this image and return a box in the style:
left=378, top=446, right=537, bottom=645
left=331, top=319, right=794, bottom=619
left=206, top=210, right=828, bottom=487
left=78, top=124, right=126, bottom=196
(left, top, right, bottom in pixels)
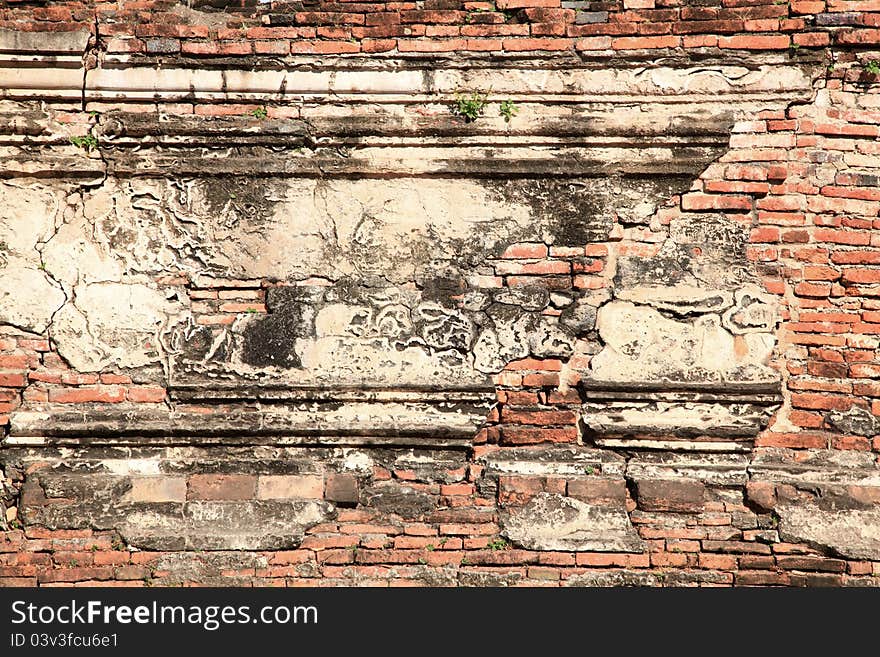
left=250, top=106, right=268, bottom=120
left=452, top=91, right=489, bottom=123
left=69, top=134, right=98, bottom=152
left=864, top=59, right=880, bottom=76
left=418, top=557, right=427, bottom=565
left=499, top=99, right=518, bottom=124
left=487, top=537, right=509, bottom=551
left=111, top=537, right=125, bottom=551
left=460, top=557, right=471, bottom=565
left=584, top=465, right=596, bottom=475
left=425, top=544, right=436, bottom=551
left=246, top=308, right=257, bottom=314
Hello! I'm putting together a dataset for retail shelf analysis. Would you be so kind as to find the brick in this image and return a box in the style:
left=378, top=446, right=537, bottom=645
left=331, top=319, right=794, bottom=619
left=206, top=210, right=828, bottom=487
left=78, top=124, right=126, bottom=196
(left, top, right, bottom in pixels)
left=93, top=551, right=130, bottom=566
left=790, top=392, right=853, bottom=411
left=126, top=477, right=186, bottom=503
left=735, top=571, right=791, bottom=586
left=257, top=475, right=324, bottom=500
left=634, top=479, right=705, bottom=513
left=17, top=339, right=49, bottom=351
left=440, top=483, right=475, bottom=496
left=756, top=432, right=828, bottom=449
left=38, top=567, right=114, bottom=584
left=650, top=551, right=688, bottom=567
left=503, top=38, right=573, bottom=51
left=500, top=242, right=548, bottom=259
left=719, top=35, right=790, bottom=49
left=495, top=260, right=571, bottom=275
left=0, top=577, right=36, bottom=587
left=325, top=473, right=360, bottom=505
left=340, top=523, right=401, bottom=535
left=750, top=227, right=780, bottom=243
left=48, top=386, right=125, bottom=403
left=0, top=372, right=26, bottom=387
left=188, top=474, right=257, bottom=501
left=794, top=282, right=832, bottom=297
left=703, top=541, right=772, bottom=555
left=290, top=40, right=361, bottom=54
left=681, top=193, right=752, bottom=211
left=301, top=535, right=359, bottom=550
left=126, top=386, right=166, bottom=403
left=439, top=523, right=498, bottom=536
left=500, top=426, right=578, bottom=444
left=577, top=553, right=650, bottom=567
left=566, top=478, right=626, bottom=504
left=612, top=35, right=679, bottom=49
left=737, top=555, right=775, bottom=570
left=842, top=268, right=880, bottom=285
left=501, top=408, right=576, bottom=425
left=698, top=553, right=737, bottom=570
left=575, top=36, right=612, bottom=50
left=398, top=38, right=467, bottom=52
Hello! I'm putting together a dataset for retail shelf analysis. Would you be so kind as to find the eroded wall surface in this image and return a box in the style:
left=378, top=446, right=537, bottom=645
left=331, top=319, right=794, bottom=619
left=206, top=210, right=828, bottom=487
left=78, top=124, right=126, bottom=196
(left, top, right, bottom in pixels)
left=1, top=0, right=880, bottom=586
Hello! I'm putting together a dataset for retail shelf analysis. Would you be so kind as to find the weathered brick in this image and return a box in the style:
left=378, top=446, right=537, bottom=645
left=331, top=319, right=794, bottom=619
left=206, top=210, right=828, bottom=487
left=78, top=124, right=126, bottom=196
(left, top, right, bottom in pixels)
left=566, top=478, right=626, bottom=504
left=634, top=479, right=706, bottom=513
left=325, top=473, right=360, bottom=505
left=188, top=475, right=257, bottom=501
left=257, top=475, right=324, bottom=500
left=126, top=477, right=187, bottom=503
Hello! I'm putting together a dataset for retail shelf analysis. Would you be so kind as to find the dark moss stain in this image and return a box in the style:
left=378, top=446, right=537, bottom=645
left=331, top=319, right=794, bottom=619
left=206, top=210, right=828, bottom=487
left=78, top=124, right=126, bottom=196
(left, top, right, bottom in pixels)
left=418, top=268, right=468, bottom=308
left=488, top=178, right=611, bottom=247
left=614, top=248, right=694, bottom=291
left=198, top=177, right=286, bottom=228
left=240, top=286, right=320, bottom=368
left=180, top=325, right=228, bottom=363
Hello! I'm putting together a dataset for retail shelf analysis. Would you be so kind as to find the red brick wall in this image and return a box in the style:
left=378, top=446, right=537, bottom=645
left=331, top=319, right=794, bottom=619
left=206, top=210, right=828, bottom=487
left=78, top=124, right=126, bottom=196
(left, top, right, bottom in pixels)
left=3, top=0, right=880, bottom=587
left=0, top=0, right=875, bottom=56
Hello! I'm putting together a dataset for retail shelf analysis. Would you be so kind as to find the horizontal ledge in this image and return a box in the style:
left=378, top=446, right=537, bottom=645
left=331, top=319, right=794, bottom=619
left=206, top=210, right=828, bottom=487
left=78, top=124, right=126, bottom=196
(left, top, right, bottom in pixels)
left=584, top=425, right=763, bottom=438
left=8, top=395, right=493, bottom=443
left=100, top=151, right=724, bottom=178
left=98, top=51, right=810, bottom=68
left=578, top=378, right=782, bottom=396
left=593, top=438, right=752, bottom=453
left=580, top=389, right=783, bottom=405
left=80, top=92, right=803, bottom=104
left=0, top=90, right=805, bottom=105
left=0, top=59, right=814, bottom=100
left=2, top=435, right=473, bottom=448
left=168, top=384, right=495, bottom=403
left=84, top=136, right=732, bottom=148
left=0, top=145, right=724, bottom=179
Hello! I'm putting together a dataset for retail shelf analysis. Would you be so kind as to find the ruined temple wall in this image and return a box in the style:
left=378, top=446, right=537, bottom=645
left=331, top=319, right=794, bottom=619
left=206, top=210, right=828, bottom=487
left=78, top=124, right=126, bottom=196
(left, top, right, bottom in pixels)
left=1, top=0, right=880, bottom=586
